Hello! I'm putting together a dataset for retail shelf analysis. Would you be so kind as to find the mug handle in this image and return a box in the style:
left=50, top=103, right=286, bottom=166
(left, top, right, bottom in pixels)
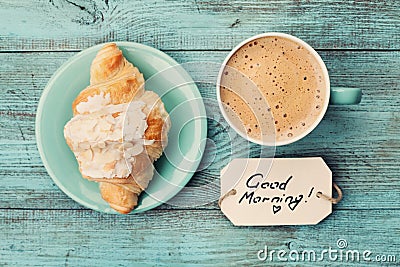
left=330, top=87, right=362, bottom=105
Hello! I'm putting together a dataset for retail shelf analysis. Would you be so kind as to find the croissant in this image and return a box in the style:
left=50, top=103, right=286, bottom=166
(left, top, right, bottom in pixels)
left=64, top=43, right=171, bottom=214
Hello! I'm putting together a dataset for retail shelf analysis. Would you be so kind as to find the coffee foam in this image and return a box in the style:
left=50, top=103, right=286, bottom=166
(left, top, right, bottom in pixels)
left=220, top=36, right=326, bottom=143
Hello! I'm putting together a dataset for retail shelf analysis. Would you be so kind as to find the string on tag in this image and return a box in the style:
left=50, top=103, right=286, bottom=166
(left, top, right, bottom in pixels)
left=316, top=182, right=342, bottom=204
left=219, top=183, right=342, bottom=207
left=218, top=189, right=236, bottom=208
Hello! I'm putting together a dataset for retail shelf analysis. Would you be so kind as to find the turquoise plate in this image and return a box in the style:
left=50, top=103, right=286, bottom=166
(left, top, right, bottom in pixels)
left=36, top=42, right=207, bottom=214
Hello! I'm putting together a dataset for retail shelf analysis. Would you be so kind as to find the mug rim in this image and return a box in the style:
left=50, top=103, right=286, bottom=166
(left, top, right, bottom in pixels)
left=216, top=32, right=330, bottom=146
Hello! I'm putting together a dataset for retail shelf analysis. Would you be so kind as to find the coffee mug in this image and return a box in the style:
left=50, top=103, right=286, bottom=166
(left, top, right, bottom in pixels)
left=216, top=32, right=361, bottom=146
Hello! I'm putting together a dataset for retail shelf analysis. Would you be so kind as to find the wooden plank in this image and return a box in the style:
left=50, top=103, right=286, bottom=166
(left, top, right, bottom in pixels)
left=0, top=50, right=399, bottom=210
left=0, top=209, right=398, bottom=266
left=1, top=134, right=399, bottom=210
left=0, top=0, right=399, bottom=51
left=0, top=50, right=398, bottom=117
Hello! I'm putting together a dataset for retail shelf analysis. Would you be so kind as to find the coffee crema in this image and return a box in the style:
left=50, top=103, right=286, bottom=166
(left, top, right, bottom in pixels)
left=220, top=36, right=327, bottom=143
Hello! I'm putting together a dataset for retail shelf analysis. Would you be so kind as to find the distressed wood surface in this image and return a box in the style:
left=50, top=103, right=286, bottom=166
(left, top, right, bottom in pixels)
left=0, top=0, right=399, bottom=51
left=0, top=50, right=399, bottom=212
left=1, top=0, right=400, bottom=266
left=0, top=209, right=399, bottom=266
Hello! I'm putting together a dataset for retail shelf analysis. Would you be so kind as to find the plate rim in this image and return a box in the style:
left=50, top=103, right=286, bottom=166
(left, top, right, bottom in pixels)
left=35, top=41, right=207, bottom=214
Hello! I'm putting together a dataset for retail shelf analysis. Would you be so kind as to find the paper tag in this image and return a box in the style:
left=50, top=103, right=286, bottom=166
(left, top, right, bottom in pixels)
left=219, top=158, right=332, bottom=226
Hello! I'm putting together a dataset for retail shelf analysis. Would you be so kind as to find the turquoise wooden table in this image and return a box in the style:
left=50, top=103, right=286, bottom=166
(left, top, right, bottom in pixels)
left=1, top=1, right=399, bottom=266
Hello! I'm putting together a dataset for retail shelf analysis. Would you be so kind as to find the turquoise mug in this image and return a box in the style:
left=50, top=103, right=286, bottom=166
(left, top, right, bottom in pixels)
left=216, top=32, right=362, bottom=146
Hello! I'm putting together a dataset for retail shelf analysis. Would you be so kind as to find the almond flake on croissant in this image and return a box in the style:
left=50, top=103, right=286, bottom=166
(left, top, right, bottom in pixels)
left=64, top=43, right=171, bottom=214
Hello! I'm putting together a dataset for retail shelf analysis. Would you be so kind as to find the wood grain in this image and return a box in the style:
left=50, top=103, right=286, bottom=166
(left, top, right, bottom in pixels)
left=0, top=0, right=399, bottom=51
left=0, top=50, right=399, bottom=210
left=0, top=209, right=398, bottom=266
